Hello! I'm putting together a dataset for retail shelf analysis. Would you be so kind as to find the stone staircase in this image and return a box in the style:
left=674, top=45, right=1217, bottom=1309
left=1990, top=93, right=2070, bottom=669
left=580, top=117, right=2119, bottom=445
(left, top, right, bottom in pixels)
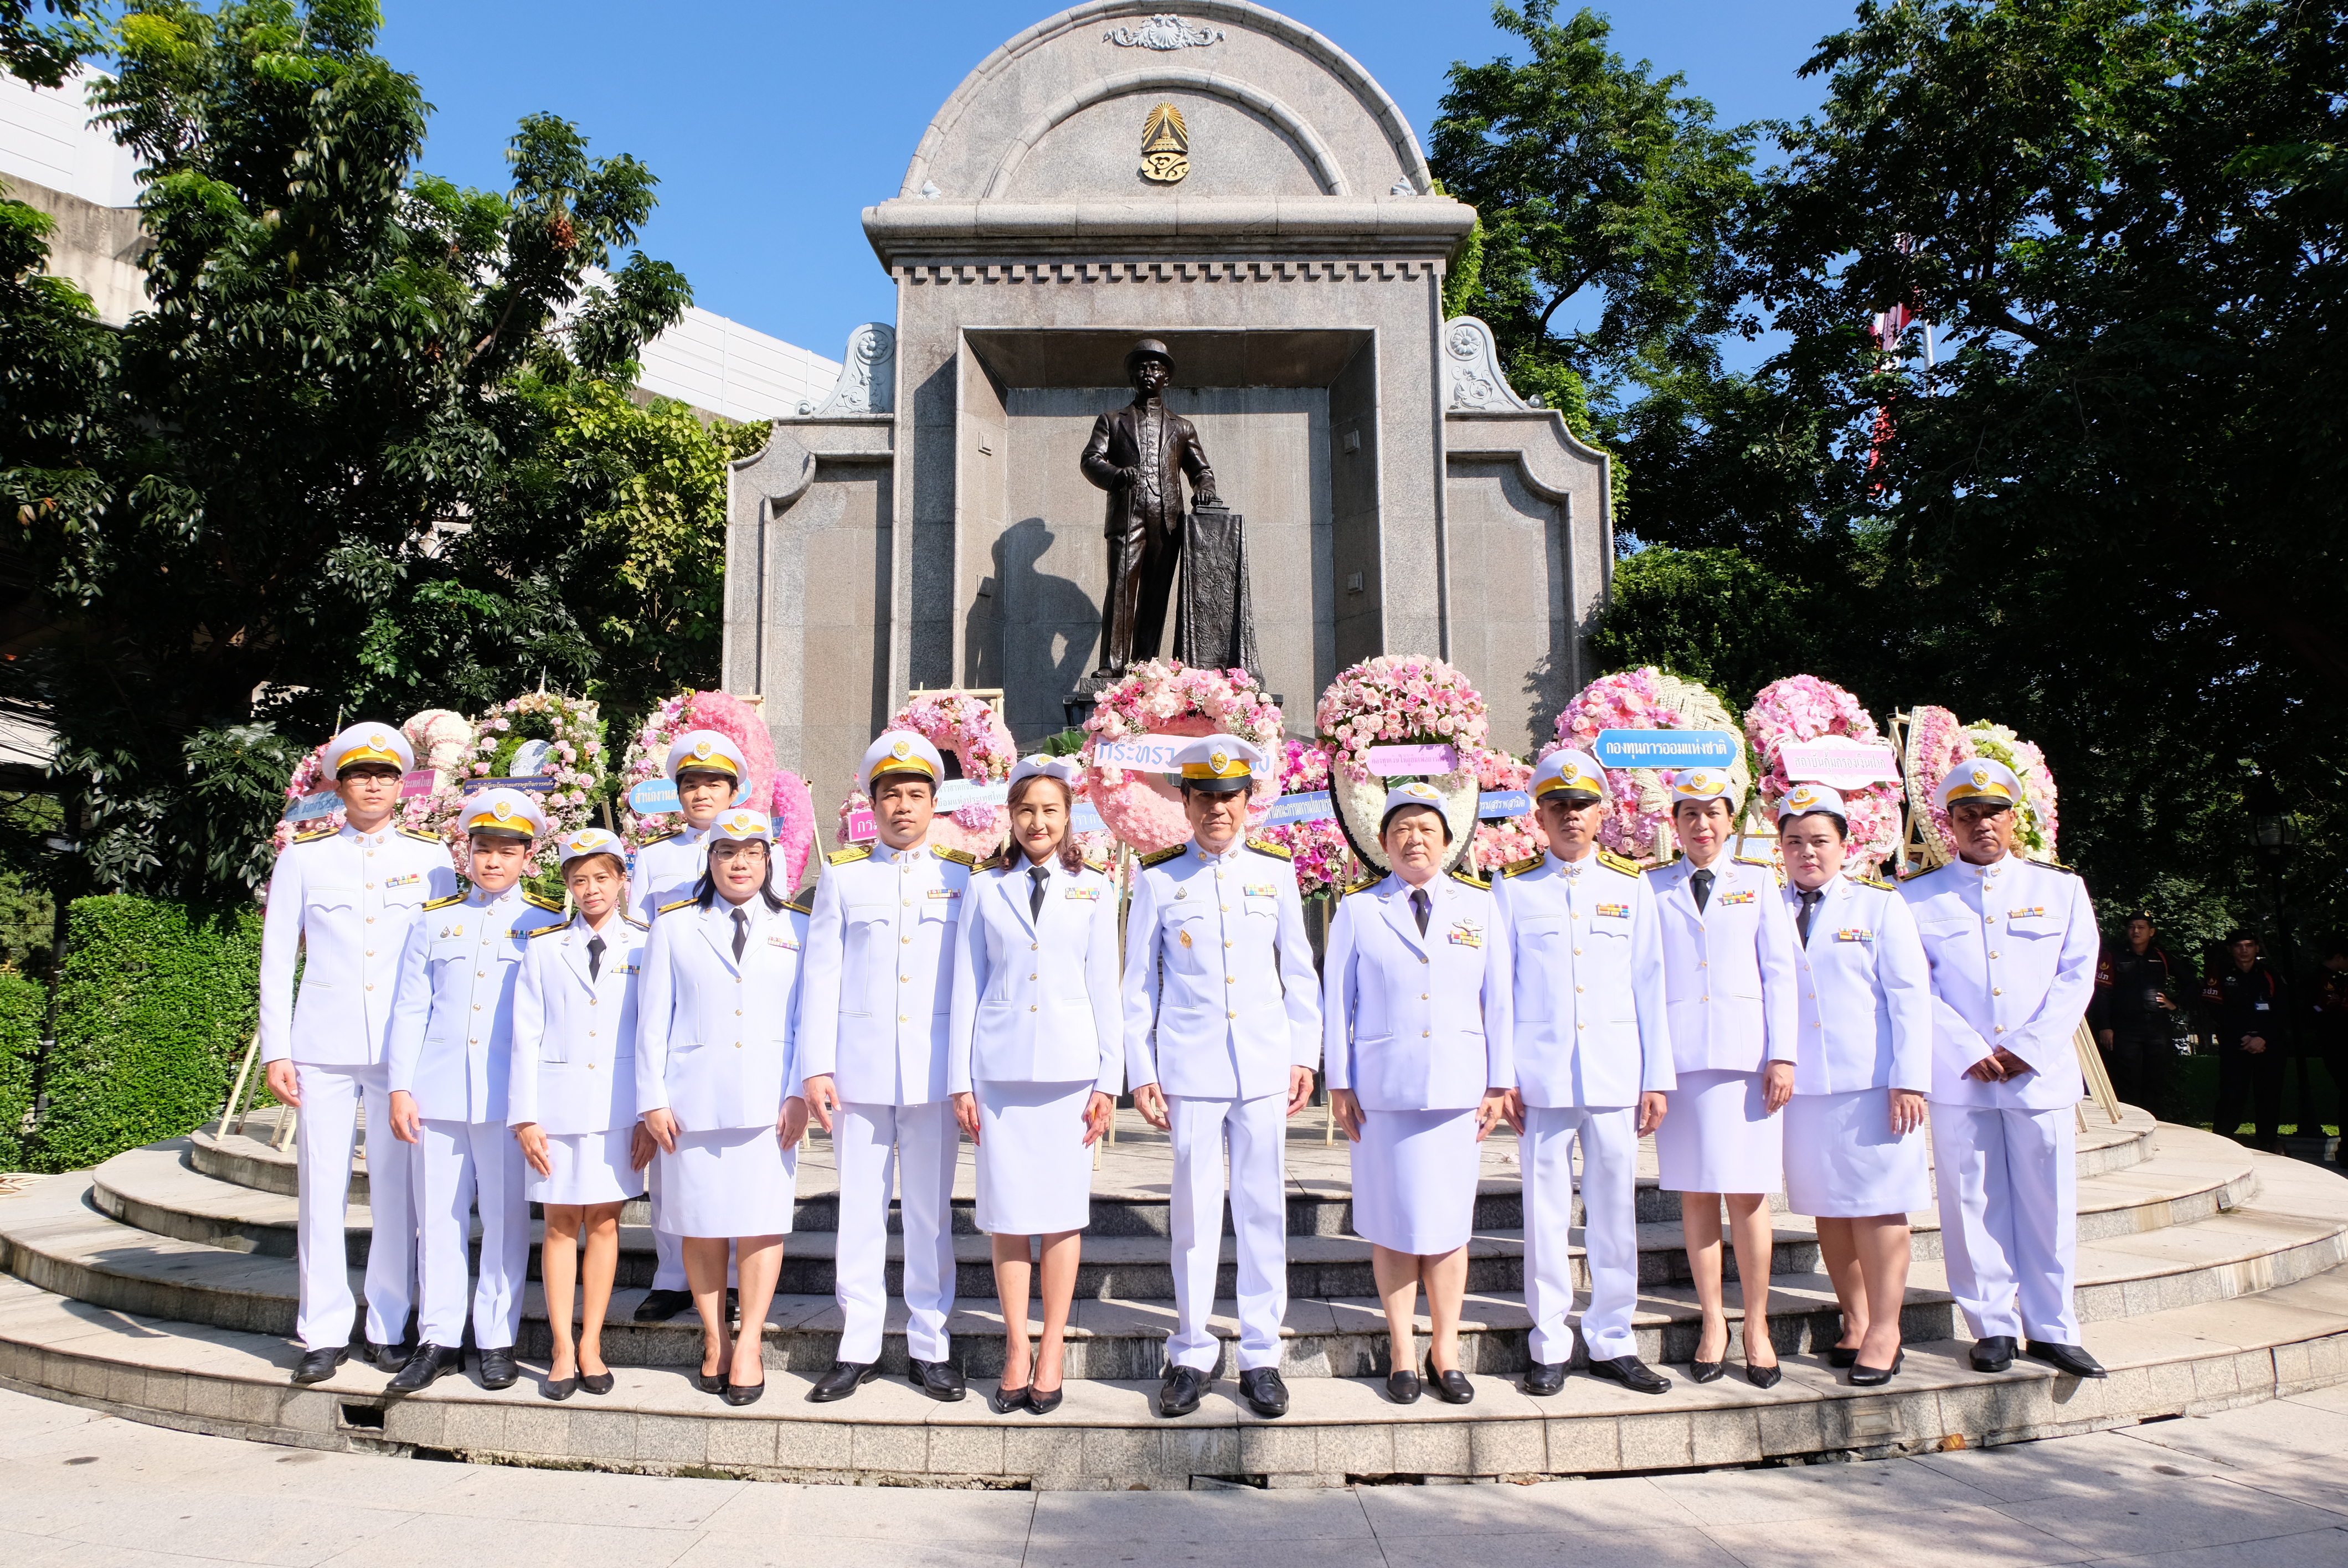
left=1, top=1104, right=2344, bottom=1488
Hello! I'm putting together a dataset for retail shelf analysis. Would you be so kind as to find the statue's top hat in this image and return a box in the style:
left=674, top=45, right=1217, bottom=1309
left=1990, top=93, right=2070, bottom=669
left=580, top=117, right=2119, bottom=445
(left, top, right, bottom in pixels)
left=1125, top=337, right=1175, bottom=379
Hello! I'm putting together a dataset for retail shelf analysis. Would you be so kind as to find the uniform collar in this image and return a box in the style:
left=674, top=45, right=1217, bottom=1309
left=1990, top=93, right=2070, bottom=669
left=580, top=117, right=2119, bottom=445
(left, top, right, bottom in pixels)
left=1961, top=851, right=2016, bottom=878
left=1192, top=839, right=1244, bottom=864
left=872, top=839, right=930, bottom=866
left=1547, top=847, right=1597, bottom=874
left=342, top=820, right=395, bottom=847
left=467, top=883, right=524, bottom=909
left=677, top=821, right=712, bottom=845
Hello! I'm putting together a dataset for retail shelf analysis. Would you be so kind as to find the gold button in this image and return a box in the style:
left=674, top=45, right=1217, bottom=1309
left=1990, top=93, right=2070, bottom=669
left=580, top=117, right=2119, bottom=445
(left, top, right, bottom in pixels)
left=1419, top=955, right=1428, bottom=964
left=736, top=1009, right=743, bottom=1016
left=473, top=1003, right=481, bottom=1010
left=1985, top=915, right=1996, bottom=924
left=899, top=1014, right=908, bottom=1022
left=366, top=916, right=375, bottom=925
left=588, top=1062, right=596, bottom=1069
left=1990, top=951, right=2000, bottom=960
left=1030, top=1005, right=1038, bottom=1012
left=1577, top=1022, right=1585, bottom=1030
left=1420, top=993, right=1429, bottom=1000
left=735, top=1042, right=743, bottom=1049
left=1814, top=1022, right=1822, bottom=1028
left=589, top=998, right=598, bottom=1006
left=1575, top=986, right=1584, bottom=993
left=1030, top=943, right=1038, bottom=951
left=1702, top=996, right=1709, bottom=1002
left=1570, top=911, right=1579, bottom=920
left=365, top=951, right=374, bottom=958
left=1995, top=1025, right=2006, bottom=1034
left=367, top=984, right=374, bottom=992
left=1808, top=992, right=1815, bottom=999
left=1573, top=947, right=1582, bottom=956
left=1992, top=987, right=2002, bottom=996
left=903, top=900, right=911, bottom=907
left=1226, top=976, right=1235, bottom=984
left=478, top=969, right=486, bottom=977
left=589, top=1030, right=597, bottom=1037
left=1224, top=941, right=1233, bottom=949
left=1423, top=1029, right=1431, bottom=1038
left=1227, top=1011, right=1237, bottom=1019
left=1698, top=961, right=1708, bottom=969
left=365, top=882, right=374, bottom=889
left=901, top=975, right=910, bottom=982
left=902, top=936, right=911, bottom=945
left=1029, top=973, right=1037, bottom=981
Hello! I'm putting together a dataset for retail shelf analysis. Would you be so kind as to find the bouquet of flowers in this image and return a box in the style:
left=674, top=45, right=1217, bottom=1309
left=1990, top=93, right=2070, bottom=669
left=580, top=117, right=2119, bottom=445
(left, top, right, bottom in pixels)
left=1080, top=661, right=1285, bottom=853
left=833, top=691, right=1019, bottom=859
left=1547, top=666, right=1749, bottom=860
left=1963, top=720, right=2059, bottom=862
left=622, top=689, right=818, bottom=890
left=1257, top=737, right=1361, bottom=898
left=1743, top=674, right=1902, bottom=873
left=1315, top=656, right=1487, bottom=873
left=447, top=692, right=610, bottom=880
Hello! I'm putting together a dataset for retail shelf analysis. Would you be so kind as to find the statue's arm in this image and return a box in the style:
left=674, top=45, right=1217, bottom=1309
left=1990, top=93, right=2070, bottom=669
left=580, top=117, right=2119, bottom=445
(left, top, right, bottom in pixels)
left=1080, top=414, right=1129, bottom=491
left=1181, top=420, right=1222, bottom=507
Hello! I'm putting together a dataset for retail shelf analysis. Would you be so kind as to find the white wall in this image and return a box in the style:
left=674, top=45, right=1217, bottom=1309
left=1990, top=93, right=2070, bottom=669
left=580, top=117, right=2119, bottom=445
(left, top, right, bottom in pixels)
left=0, top=66, right=140, bottom=209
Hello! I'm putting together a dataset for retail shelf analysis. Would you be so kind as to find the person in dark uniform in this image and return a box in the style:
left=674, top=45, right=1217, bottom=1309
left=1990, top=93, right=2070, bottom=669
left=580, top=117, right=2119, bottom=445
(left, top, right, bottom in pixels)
left=1079, top=338, right=1221, bottom=674
left=2309, top=935, right=2348, bottom=1167
left=2199, top=931, right=2288, bottom=1153
left=2088, top=912, right=2185, bottom=1121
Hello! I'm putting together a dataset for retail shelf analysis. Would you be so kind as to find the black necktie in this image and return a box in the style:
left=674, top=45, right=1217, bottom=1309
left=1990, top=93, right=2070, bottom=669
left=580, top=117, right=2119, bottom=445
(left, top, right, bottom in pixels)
left=1410, top=887, right=1430, bottom=936
left=1796, top=890, right=1821, bottom=946
left=586, top=933, right=605, bottom=981
left=731, top=907, right=748, bottom=963
left=1691, top=867, right=1714, bottom=912
left=1029, top=864, right=1049, bottom=921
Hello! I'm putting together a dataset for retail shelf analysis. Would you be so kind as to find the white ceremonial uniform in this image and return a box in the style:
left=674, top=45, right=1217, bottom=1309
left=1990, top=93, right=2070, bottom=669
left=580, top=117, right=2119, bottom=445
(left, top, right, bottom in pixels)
left=1495, top=847, right=1672, bottom=1365
left=797, top=840, right=974, bottom=1365
left=1122, top=838, right=1322, bottom=1374
left=1647, top=852, right=1801, bottom=1194
left=387, top=884, right=561, bottom=1352
left=1902, top=853, right=2099, bottom=1342
left=1779, top=874, right=1934, bottom=1217
left=1323, top=869, right=1510, bottom=1256
left=258, top=821, right=456, bottom=1352
left=635, top=894, right=807, bottom=1237
left=509, top=912, right=649, bottom=1206
left=948, top=855, right=1122, bottom=1236
left=628, top=823, right=711, bottom=1290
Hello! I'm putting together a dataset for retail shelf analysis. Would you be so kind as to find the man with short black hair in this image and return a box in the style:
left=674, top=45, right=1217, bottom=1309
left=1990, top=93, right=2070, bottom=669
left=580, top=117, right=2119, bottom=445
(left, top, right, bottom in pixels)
left=2200, top=930, right=2288, bottom=1153
left=2089, top=912, right=2184, bottom=1121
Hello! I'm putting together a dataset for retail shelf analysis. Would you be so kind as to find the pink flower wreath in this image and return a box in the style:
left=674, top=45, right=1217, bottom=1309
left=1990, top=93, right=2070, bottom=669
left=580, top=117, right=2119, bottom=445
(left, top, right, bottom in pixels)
left=1903, top=705, right=2060, bottom=869
left=1080, top=662, right=1284, bottom=854
left=622, top=690, right=817, bottom=892
left=1743, top=674, right=1903, bottom=873
left=832, top=691, right=1018, bottom=859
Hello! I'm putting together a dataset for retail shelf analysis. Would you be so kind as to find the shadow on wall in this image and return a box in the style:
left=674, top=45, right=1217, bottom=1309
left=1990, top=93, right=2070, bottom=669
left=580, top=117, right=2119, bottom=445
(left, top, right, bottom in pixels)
left=967, top=517, right=1100, bottom=730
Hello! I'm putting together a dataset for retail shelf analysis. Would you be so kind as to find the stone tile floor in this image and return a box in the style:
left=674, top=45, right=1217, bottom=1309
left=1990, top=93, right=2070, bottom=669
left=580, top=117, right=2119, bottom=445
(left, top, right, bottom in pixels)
left=0, top=1383, right=2342, bottom=1567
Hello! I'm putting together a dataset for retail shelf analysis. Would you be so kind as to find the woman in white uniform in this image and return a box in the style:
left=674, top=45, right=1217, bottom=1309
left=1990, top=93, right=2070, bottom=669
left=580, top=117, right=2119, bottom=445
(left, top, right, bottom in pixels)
left=1647, top=770, right=1801, bottom=1386
left=509, top=828, right=651, bottom=1399
left=636, top=808, right=811, bottom=1405
left=1776, top=785, right=1933, bottom=1385
left=949, top=755, right=1120, bottom=1415
left=1325, top=782, right=1512, bottom=1405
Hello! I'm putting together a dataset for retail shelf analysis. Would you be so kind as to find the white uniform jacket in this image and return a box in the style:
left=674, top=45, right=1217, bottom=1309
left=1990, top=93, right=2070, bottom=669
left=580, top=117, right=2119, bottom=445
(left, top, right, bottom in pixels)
left=629, top=824, right=708, bottom=926
left=636, top=894, right=810, bottom=1131
left=796, top=842, right=974, bottom=1105
left=948, top=857, right=1122, bottom=1095
left=387, top=886, right=563, bottom=1122
left=1322, top=869, right=1511, bottom=1112
left=1780, top=874, right=1933, bottom=1095
left=1495, top=849, right=1674, bottom=1108
left=258, top=824, right=457, bottom=1066
left=1648, top=853, right=1801, bottom=1074
left=1899, top=854, right=2098, bottom=1110
left=508, top=912, right=647, bottom=1136
left=1121, top=838, right=1322, bottom=1100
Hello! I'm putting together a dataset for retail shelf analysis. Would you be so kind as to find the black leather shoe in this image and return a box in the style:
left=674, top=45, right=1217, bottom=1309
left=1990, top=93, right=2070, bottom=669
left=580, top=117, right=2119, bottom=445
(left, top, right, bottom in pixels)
left=477, top=1348, right=519, bottom=1390
left=1690, top=1358, right=1725, bottom=1384
left=1746, top=1360, right=1782, bottom=1390
left=291, top=1345, right=349, bottom=1385
left=1158, top=1365, right=1208, bottom=1417
left=580, top=1371, right=615, bottom=1396
left=1026, top=1385, right=1063, bottom=1416
left=2027, top=1340, right=2108, bottom=1379
left=1827, top=1344, right=1861, bottom=1369
left=1523, top=1361, right=1566, bottom=1396
left=692, top=1366, right=727, bottom=1395
left=1387, top=1368, right=1422, bottom=1404
left=363, top=1339, right=410, bottom=1373
left=988, top=1383, right=1030, bottom=1415
left=1428, top=1365, right=1475, bottom=1405
left=1588, top=1355, right=1671, bottom=1395
left=1238, top=1368, right=1289, bottom=1417
left=1850, top=1349, right=1904, bottom=1386
left=1971, top=1335, right=2018, bottom=1373
left=909, top=1359, right=967, bottom=1402
left=387, top=1344, right=462, bottom=1395
left=634, top=1288, right=694, bottom=1323
left=543, top=1375, right=579, bottom=1401
left=809, top=1360, right=878, bottom=1403
left=723, top=1378, right=766, bottom=1406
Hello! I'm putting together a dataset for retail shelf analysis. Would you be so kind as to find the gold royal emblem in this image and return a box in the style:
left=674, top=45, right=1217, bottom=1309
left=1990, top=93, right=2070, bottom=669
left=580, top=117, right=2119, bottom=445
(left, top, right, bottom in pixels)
left=1140, top=102, right=1190, bottom=184
left=694, top=739, right=714, bottom=760
left=893, top=739, right=913, bottom=759
left=1209, top=749, right=1229, bottom=773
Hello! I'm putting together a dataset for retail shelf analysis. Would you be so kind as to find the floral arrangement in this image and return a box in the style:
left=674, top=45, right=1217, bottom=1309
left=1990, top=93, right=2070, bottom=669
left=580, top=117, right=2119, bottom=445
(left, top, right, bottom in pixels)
left=1901, top=706, right=2060, bottom=869
left=1257, top=737, right=1360, bottom=898
left=1315, top=656, right=1487, bottom=873
left=404, top=710, right=476, bottom=778
left=1465, top=744, right=1544, bottom=875
left=1743, top=675, right=1902, bottom=873
left=1080, top=662, right=1285, bottom=853
left=1546, top=666, right=1750, bottom=860
left=268, top=709, right=478, bottom=859
left=1966, top=722, right=2058, bottom=860
left=443, top=692, right=610, bottom=879
left=621, top=689, right=818, bottom=891
left=832, top=690, right=1019, bottom=859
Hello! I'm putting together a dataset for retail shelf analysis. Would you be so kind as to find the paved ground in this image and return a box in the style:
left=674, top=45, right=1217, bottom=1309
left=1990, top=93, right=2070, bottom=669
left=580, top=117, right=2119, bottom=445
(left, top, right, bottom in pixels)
left=1, top=1384, right=2344, bottom=1567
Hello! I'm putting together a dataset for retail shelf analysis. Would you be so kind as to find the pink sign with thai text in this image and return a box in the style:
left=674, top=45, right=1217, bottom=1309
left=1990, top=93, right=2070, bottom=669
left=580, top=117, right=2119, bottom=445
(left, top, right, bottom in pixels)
left=1363, top=743, right=1458, bottom=775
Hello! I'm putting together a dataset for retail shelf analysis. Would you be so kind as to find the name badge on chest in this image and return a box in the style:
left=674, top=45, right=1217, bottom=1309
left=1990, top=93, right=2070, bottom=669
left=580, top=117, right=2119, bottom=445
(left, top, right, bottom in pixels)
left=768, top=935, right=800, bottom=952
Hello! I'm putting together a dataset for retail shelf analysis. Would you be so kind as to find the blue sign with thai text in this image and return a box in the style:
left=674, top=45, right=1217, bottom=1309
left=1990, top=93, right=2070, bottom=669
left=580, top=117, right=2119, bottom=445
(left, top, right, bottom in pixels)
left=1590, top=729, right=1740, bottom=770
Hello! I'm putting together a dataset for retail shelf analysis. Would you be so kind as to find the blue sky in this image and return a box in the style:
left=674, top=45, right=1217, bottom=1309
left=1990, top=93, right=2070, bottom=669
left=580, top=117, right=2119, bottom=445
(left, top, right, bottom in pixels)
left=377, top=1, right=1861, bottom=362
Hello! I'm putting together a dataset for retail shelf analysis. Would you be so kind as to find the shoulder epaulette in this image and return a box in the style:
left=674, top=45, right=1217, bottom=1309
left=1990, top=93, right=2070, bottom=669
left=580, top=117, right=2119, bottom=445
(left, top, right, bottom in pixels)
left=1139, top=845, right=1184, bottom=868
left=635, top=826, right=679, bottom=847
left=976, top=849, right=1012, bottom=872
left=827, top=845, right=871, bottom=866
left=1083, top=851, right=1109, bottom=875
left=933, top=844, right=979, bottom=868
left=1903, top=860, right=1953, bottom=881
left=656, top=896, right=697, bottom=916
left=1449, top=866, right=1491, bottom=890
left=1734, top=851, right=1775, bottom=868
left=622, top=914, right=649, bottom=930
left=1502, top=855, right=1543, bottom=878
left=1853, top=874, right=1892, bottom=891
left=524, top=891, right=565, bottom=914
left=1341, top=875, right=1381, bottom=896
left=783, top=887, right=814, bottom=915
left=398, top=827, right=442, bottom=845
left=1597, top=849, right=1641, bottom=876
left=1642, top=859, right=1674, bottom=875
left=525, top=922, right=569, bottom=939
left=1245, top=837, right=1293, bottom=860
left=291, top=819, right=337, bottom=841
left=423, top=893, right=465, bottom=911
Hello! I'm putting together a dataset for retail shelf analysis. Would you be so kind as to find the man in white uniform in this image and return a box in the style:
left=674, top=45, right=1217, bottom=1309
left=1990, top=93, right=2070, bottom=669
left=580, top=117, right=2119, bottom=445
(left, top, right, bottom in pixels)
left=1494, top=748, right=1674, bottom=1395
left=630, top=729, right=748, bottom=1323
left=385, top=788, right=565, bottom=1392
left=259, top=723, right=457, bottom=1384
left=1122, top=735, right=1321, bottom=1418
left=1901, top=758, right=2105, bottom=1379
left=799, top=731, right=976, bottom=1403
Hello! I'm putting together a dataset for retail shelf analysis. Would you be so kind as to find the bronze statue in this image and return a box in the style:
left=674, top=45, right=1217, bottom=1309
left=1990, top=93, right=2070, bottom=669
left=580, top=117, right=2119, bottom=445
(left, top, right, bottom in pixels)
left=1080, top=338, right=1221, bottom=675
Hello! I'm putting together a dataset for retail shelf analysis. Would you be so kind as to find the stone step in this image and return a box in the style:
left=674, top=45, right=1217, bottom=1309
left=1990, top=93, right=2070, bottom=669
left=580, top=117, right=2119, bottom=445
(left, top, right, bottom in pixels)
left=0, top=1257, right=2340, bottom=1488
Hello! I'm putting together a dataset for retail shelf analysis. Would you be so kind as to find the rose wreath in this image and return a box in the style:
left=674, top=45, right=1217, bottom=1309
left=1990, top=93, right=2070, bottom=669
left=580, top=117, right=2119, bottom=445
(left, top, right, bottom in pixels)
left=1079, top=661, right=1284, bottom=855
left=444, top=692, right=611, bottom=880
left=832, top=690, right=1019, bottom=860
left=1316, top=655, right=1487, bottom=875
left=1743, top=674, right=1903, bottom=873
left=622, top=689, right=818, bottom=892
left=1546, top=666, right=1752, bottom=861
left=1257, top=737, right=1360, bottom=899
left=1903, top=705, right=2059, bottom=868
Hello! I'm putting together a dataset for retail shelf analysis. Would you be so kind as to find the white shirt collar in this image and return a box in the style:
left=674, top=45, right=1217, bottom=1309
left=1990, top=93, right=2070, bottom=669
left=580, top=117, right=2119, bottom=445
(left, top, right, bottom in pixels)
left=873, top=839, right=929, bottom=865
left=1192, top=839, right=1244, bottom=864
left=1547, top=847, right=1597, bottom=872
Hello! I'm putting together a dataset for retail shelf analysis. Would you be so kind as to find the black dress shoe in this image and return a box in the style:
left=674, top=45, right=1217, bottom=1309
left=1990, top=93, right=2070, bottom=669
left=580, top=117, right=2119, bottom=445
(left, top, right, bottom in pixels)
left=1971, top=1335, right=2018, bottom=1373
left=387, top=1344, right=462, bottom=1395
left=634, top=1288, right=694, bottom=1323
left=1026, top=1384, right=1063, bottom=1416
left=477, top=1348, right=520, bottom=1390
left=291, top=1345, right=349, bottom=1385
left=1522, top=1361, right=1566, bottom=1396
left=580, top=1371, right=615, bottom=1396
left=1387, top=1368, right=1422, bottom=1404
left=692, top=1366, right=727, bottom=1395
left=809, top=1360, right=878, bottom=1403
left=1690, top=1358, right=1725, bottom=1383
left=1427, top=1365, right=1475, bottom=1405
left=1158, top=1365, right=1208, bottom=1417
left=364, top=1339, right=410, bottom=1373
left=909, top=1359, right=967, bottom=1402
left=1850, top=1349, right=1904, bottom=1386
left=1746, top=1361, right=1782, bottom=1389
left=1827, top=1345, right=1861, bottom=1369
left=2026, top=1340, right=2109, bottom=1379
left=988, top=1383, right=1030, bottom=1415
left=1238, top=1368, right=1290, bottom=1417
left=723, top=1379, right=766, bottom=1406
left=1588, top=1355, right=1671, bottom=1395
left=543, top=1375, right=579, bottom=1401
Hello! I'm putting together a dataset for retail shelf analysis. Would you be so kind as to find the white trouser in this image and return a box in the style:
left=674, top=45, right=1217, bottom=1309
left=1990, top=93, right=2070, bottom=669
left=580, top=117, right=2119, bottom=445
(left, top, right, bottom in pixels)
left=1930, top=1103, right=2079, bottom=1344
left=411, top=1118, right=529, bottom=1350
left=291, top=1061, right=415, bottom=1352
left=1167, top=1092, right=1288, bottom=1374
left=834, top=1100, right=956, bottom=1365
left=1523, top=1103, right=1640, bottom=1365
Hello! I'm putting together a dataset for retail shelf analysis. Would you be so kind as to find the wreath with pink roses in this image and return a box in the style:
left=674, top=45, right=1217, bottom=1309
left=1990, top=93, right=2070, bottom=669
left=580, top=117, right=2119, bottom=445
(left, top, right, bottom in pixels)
left=832, top=691, right=1019, bottom=859
left=1744, top=675, right=1903, bottom=873
left=622, top=689, right=818, bottom=892
left=1080, top=662, right=1284, bottom=854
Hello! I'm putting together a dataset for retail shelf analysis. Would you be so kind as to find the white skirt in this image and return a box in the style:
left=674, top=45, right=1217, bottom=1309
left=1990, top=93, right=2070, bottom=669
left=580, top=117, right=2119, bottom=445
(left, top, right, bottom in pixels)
left=976, top=1079, right=1096, bottom=1236
left=1655, top=1068, right=1784, bottom=1195
left=1350, top=1105, right=1479, bottom=1256
left=654, top=1126, right=796, bottom=1238
left=525, top=1126, right=646, bottom=1206
left=1783, top=1088, right=1932, bottom=1218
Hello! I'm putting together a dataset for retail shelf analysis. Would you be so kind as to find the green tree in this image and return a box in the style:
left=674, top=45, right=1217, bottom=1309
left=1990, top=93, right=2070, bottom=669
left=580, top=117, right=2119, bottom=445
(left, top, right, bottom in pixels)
left=1, top=0, right=95, bottom=87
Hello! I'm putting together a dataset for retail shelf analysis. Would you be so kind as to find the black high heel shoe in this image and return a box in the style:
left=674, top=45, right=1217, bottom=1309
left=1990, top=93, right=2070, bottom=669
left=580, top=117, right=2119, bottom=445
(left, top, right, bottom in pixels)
left=542, top=1374, right=579, bottom=1401
left=1691, top=1329, right=1727, bottom=1383
left=1850, top=1348, right=1904, bottom=1387
left=1026, top=1384, right=1063, bottom=1415
left=988, top=1383, right=1030, bottom=1415
left=1827, top=1345, right=1861, bottom=1369
left=1745, top=1360, right=1782, bottom=1389
left=723, top=1378, right=766, bottom=1406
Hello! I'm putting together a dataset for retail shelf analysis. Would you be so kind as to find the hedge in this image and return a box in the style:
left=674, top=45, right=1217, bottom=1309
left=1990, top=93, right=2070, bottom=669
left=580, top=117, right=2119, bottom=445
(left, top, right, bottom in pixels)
left=0, top=969, right=53, bottom=1169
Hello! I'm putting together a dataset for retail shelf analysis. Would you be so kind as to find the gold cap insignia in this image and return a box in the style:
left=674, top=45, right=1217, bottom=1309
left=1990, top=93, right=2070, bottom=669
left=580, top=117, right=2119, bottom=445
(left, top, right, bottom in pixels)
left=893, top=739, right=912, bottom=759
left=694, top=740, right=714, bottom=760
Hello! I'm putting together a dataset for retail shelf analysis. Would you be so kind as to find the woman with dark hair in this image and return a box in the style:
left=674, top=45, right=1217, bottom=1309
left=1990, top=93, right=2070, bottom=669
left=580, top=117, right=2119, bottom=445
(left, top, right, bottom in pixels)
left=636, top=808, right=811, bottom=1406
left=1324, top=782, right=1512, bottom=1405
left=949, top=755, right=1121, bottom=1414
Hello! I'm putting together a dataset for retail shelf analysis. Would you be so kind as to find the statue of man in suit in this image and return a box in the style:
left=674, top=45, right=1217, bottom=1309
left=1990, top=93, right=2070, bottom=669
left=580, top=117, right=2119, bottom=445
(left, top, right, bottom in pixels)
left=1080, top=338, right=1222, bottom=675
